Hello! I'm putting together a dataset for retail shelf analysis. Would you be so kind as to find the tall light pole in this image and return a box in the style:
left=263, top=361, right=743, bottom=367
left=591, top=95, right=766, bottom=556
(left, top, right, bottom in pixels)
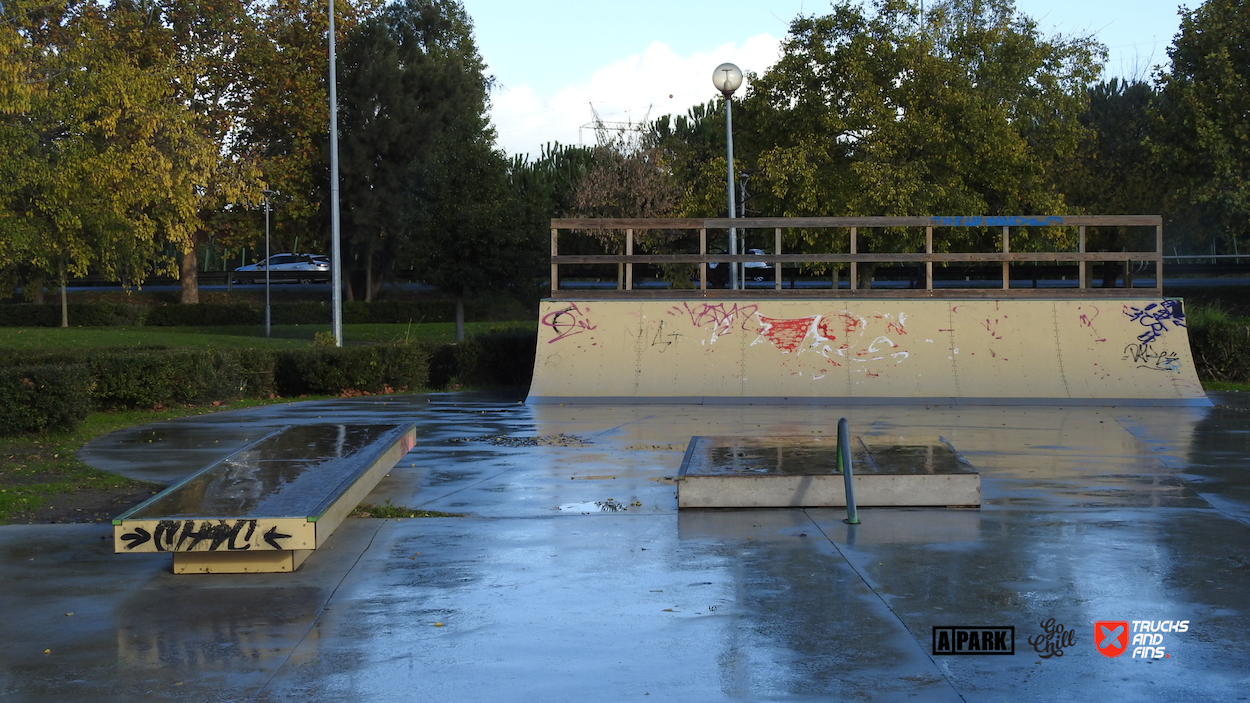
left=713, top=62, right=744, bottom=289
left=263, top=189, right=276, bottom=338
left=328, top=0, right=343, bottom=347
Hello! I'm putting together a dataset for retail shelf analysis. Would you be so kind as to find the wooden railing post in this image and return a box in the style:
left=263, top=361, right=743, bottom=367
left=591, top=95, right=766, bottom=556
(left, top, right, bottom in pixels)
left=925, top=225, right=934, bottom=291
left=551, top=227, right=559, bottom=294
left=1002, top=226, right=1010, bottom=290
left=700, top=228, right=707, bottom=291
left=1156, top=222, right=1164, bottom=292
left=775, top=227, right=783, bottom=290
left=625, top=229, right=633, bottom=291
left=850, top=227, right=858, bottom=292
left=1078, top=225, right=1087, bottom=290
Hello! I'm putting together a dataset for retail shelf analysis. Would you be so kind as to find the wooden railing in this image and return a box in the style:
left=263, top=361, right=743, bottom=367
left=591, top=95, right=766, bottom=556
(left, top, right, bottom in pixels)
left=549, top=215, right=1163, bottom=298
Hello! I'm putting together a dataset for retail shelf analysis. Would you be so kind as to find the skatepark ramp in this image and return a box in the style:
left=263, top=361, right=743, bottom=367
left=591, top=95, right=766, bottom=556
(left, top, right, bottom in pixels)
left=528, top=216, right=1208, bottom=406
left=113, top=424, right=416, bottom=574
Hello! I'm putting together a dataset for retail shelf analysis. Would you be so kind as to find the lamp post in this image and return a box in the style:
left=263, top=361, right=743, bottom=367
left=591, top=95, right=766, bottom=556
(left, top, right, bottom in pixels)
left=713, top=62, right=743, bottom=289
left=328, top=0, right=343, bottom=347
left=263, top=189, right=277, bottom=338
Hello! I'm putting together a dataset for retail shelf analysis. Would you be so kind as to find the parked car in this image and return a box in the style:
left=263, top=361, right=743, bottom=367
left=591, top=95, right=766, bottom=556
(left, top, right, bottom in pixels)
left=233, top=253, right=330, bottom=284
left=707, top=248, right=773, bottom=287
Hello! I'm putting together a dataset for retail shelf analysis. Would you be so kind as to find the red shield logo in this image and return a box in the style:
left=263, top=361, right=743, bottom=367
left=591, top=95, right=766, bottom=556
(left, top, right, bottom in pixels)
left=1095, top=621, right=1129, bottom=658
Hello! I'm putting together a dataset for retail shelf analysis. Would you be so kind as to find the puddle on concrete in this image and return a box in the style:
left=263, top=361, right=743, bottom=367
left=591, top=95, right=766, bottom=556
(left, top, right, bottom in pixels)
left=556, top=499, right=636, bottom=513
left=683, top=435, right=976, bottom=477
left=450, top=433, right=591, bottom=447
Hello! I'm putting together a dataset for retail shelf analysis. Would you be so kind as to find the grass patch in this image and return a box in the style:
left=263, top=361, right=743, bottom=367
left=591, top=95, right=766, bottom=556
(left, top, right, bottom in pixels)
left=0, top=396, right=337, bottom=524
left=350, top=499, right=463, bottom=518
left=0, top=321, right=535, bottom=350
left=1201, top=381, right=1250, bottom=392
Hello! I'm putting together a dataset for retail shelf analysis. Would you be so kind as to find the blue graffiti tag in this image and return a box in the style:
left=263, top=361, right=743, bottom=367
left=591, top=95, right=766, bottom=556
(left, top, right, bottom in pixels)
left=1124, top=300, right=1185, bottom=344
left=929, top=216, right=1065, bottom=227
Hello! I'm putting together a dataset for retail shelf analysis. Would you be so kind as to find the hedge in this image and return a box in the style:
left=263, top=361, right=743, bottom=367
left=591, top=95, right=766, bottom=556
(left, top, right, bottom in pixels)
left=0, top=364, right=94, bottom=436
left=454, top=328, right=537, bottom=388
left=273, top=344, right=430, bottom=396
left=0, top=330, right=536, bottom=434
left=87, top=350, right=248, bottom=409
left=1186, top=305, right=1250, bottom=382
left=0, top=297, right=536, bottom=327
left=0, top=303, right=146, bottom=327
left=144, top=303, right=261, bottom=326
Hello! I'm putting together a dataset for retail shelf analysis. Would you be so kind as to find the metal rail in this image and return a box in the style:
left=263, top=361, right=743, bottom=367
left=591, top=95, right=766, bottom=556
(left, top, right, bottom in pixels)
left=837, top=418, right=860, bottom=526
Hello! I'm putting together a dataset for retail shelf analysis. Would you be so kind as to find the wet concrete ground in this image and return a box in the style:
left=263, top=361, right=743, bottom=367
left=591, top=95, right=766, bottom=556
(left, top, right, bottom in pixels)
left=3, top=393, right=1249, bottom=701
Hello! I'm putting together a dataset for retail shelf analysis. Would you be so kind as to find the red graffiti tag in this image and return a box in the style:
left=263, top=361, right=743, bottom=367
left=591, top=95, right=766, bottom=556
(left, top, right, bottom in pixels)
left=1078, top=305, right=1106, bottom=342
left=817, top=312, right=861, bottom=340
left=758, top=316, right=816, bottom=353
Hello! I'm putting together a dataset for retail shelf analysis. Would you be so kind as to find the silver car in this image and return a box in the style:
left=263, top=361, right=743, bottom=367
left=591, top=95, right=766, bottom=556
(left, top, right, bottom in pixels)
left=233, top=253, right=330, bottom=284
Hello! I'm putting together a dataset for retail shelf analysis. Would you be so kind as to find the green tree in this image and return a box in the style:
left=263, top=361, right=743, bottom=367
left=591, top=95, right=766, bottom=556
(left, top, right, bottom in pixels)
left=729, top=0, right=1103, bottom=268
left=0, top=0, right=216, bottom=320
left=507, top=142, right=595, bottom=221
left=1063, top=80, right=1168, bottom=215
left=1156, top=0, right=1250, bottom=252
left=110, top=0, right=263, bottom=303
left=237, top=0, right=375, bottom=259
left=337, top=0, right=489, bottom=302
left=407, top=127, right=545, bottom=341
left=1058, top=79, right=1181, bottom=284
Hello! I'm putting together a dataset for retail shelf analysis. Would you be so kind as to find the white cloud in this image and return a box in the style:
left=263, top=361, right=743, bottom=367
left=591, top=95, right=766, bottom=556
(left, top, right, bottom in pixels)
left=490, top=33, right=782, bottom=158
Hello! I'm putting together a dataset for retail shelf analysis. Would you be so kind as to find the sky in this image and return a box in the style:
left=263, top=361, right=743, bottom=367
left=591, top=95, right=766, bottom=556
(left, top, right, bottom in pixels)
left=458, top=0, right=1191, bottom=158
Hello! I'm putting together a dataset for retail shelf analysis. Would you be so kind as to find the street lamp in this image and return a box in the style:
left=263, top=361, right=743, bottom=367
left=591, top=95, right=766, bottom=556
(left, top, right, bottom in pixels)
left=263, top=189, right=277, bottom=337
left=328, top=0, right=343, bottom=347
left=713, top=62, right=744, bottom=289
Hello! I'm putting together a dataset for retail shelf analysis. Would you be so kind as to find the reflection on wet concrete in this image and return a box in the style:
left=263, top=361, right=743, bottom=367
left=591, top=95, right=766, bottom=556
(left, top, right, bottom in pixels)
left=126, top=424, right=404, bottom=519
left=0, top=394, right=1243, bottom=700
left=685, top=435, right=975, bottom=477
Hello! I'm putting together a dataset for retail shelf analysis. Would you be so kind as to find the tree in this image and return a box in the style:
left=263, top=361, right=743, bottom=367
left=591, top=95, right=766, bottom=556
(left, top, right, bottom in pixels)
left=407, top=126, right=545, bottom=341
left=237, top=0, right=376, bottom=259
left=652, top=101, right=742, bottom=217
left=726, top=0, right=1103, bottom=270
left=1156, top=0, right=1250, bottom=251
left=110, top=0, right=264, bottom=303
left=569, top=126, right=683, bottom=287
left=507, top=142, right=595, bottom=221
left=337, top=0, right=489, bottom=302
left=1057, top=79, right=1183, bottom=284
left=0, top=0, right=216, bottom=321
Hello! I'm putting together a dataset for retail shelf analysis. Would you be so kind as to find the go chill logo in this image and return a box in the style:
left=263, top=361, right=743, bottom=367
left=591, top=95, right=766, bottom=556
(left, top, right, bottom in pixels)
left=1096, top=620, right=1189, bottom=659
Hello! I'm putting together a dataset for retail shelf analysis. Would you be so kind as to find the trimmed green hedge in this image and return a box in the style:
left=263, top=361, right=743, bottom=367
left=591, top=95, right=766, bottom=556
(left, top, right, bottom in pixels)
left=0, top=303, right=146, bottom=327
left=0, top=364, right=94, bottom=436
left=88, top=350, right=248, bottom=409
left=0, top=297, right=536, bottom=327
left=0, top=330, right=536, bottom=434
left=274, top=344, right=430, bottom=396
left=144, top=303, right=261, bottom=326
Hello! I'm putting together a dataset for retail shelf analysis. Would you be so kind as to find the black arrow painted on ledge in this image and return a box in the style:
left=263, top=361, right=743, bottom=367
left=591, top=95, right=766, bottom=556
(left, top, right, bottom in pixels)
left=264, top=526, right=292, bottom=550
left=120, top=527, right=151, bottom=550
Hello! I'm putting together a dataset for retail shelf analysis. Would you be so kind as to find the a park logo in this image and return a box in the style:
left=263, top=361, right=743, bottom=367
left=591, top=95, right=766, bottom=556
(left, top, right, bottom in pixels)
left=1095, top=621, right=1129, bottom=658
left=932, top=626, right=1015, bottom=655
